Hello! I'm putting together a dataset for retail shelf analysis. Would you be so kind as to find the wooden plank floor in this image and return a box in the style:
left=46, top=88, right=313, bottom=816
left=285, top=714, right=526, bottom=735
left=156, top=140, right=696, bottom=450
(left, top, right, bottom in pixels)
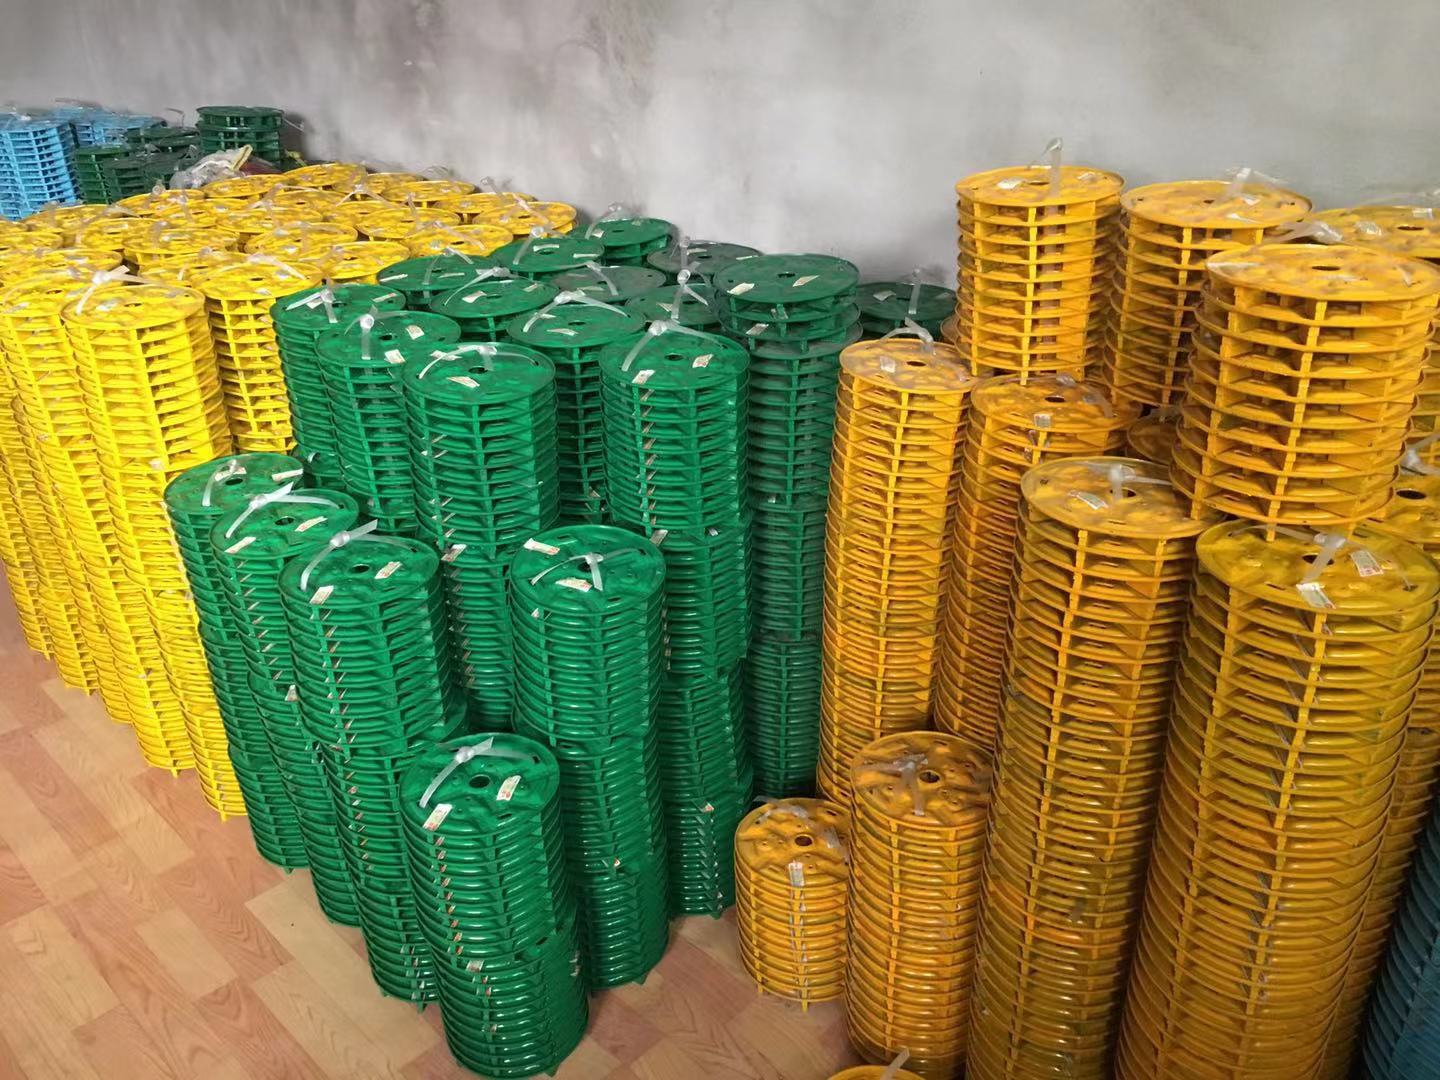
left=0, top=583, right=861, bottom=1079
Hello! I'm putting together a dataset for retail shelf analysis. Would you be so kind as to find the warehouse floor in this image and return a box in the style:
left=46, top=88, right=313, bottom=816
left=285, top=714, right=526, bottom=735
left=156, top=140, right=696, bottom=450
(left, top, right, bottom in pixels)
left=0, top=575, right=859, bottom=1080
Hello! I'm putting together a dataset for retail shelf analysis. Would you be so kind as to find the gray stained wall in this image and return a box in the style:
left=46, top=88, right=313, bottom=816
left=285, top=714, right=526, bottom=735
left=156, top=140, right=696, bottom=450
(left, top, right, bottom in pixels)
left=3, top=0, right=1438, bottom=276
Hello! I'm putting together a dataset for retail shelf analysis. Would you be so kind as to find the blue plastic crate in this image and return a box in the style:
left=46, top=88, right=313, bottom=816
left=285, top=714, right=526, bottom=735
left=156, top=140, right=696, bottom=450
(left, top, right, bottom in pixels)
left=0, top=116, right=79, bottom=219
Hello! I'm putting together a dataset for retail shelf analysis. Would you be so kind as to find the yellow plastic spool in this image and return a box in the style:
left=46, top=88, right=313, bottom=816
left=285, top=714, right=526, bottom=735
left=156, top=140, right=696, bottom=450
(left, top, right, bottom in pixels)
left=846, top=731, right=992, bottom=1079
left=63, top=282, right=234, bottom=774
left=1114, top=521, right=1439, bottom=1080
left=932, top=374, right=1133, bottom=749
left=245, top=220, right=359, bottom=263
left=143, top=249, right=247, bottom=287
left=202, top=175, right=282, bottom=201
left=121, top=224, right=239, bottom=271
left=432, top=190, right=539, bottom=222
left=265, top=187, right=347, bottom=215
left=282, top=162, right=368, bottom=190
left=351, top=205, right=463, bottom=241
left=1123, top=411, right=1178, bottom=467
left=5, top=224, right=64, bottom=249
left=115, top=188, right=210, bottom=218
left=402, top=222, right=513, bottom=257
left=24, top=204, right=120, bottom=243
left=818, top=337, right=976, bottom=803
left=385, top=178, right=476, bottom=206
left=1104, top=179, right=1310, bottom=410
left=967, top=458, right=1215, bottom=1080
left=478, top=200, right=578, bottom=238
left=0, top=245, right=120, bottom=287
left=830, top=1064, right=925, bottom=1080
left=0, top=390, right=55, bottom=660
left=193, top=259, right=324, bottom=451
left=317, top=240, right=411, bottom=284
left=954, top=164, right=1124, bottom=378
left=1170, top=242, right=1440, bottom=531
left=735, top=798, right=849, bottom=1007
left=207, top=205, right=314, bottom=248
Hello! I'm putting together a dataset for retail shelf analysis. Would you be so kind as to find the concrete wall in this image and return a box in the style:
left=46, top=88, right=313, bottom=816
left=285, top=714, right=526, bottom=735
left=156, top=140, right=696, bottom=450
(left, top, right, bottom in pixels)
left=4, top=0, right=1439, bottom=276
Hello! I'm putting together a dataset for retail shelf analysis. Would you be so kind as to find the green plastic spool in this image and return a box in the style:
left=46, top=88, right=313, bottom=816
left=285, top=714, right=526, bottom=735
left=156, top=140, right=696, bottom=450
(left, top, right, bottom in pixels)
left=314, top=310, right=461, bottom=532
left=597, top=325, right=749, bottom=532
left=280, top=528, right=464, bottom=1003
left=375, top=254, right=504, bottom=307
left=749, top=494, right=826, bottom=640
left=399, top=733, right=588, bottom=1078
left=402, top=343, right=561, bottom=726
left=647, top=519, right=753, bottom=674
left=164, top=453, right=309, bottom=863
left=272, top=283, right=406, bottom=486
left=492, top=235, right=607, bottom=280
left=744, top=632, right=821, bottom=797
left=624, top=284, right=723, bottom=329
left=646, top=240, right=761, bottom=283
left=506, top=299, right=646, bottom=523
left=250, top=672, right=360, bottom=926
left=857, top=279, right=954, bottom=338
left=656, top=663, right=751, bottom=915
left=428, top=275, right=559, bottom=338
left=74, top=144, right=128, bottom=202
left=196, top=105, right=284, bottom=158
left=583, top=217, right=675, bottom=266
left=508, top=525, right=671, bottom=987
left=549, top=264, right=666, bottom=303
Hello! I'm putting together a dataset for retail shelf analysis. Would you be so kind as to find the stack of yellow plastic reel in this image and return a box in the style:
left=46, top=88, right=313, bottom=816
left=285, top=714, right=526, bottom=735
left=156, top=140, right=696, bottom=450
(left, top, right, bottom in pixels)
left=192, top=259, right=324, bottom=452
left=932, top=373, right=1133, bottom=750
left=121, top=223, right=239, bottom=271
left=0, top=246, right=118, bottom=288
left=281, top=162, right=367, bottom=190
left=1316, top=473, right=1440, bottom=1078
left=316, top=240, right=411, bottom=284
left=208, top=206, right=312, bottom=249
left=951, top=162, right=1124, bottom=378
left=1171, top=243, right=1440, bottom=530
left=0, top=273, right=135, bottom=717
left=735, top=798, right=849, bottom=1009
left=1123, top=411, right=1178, bottom=467
left=24, top=204, right=111, bottom=245
left=63, top=282, right=233, bottom=775
left=433, top=190, right=538, bottom=222
left=1115, top=523, right=1439, bottom=1079
left=1310, top=205, right=1440, bottom=466
left=386, top=177, right=475, bottom=207
left=846, top=731, right=993, bottom=1078
left=1104, top=179, right=1310, bottom=410
left=352, top=205, right=462, bottom=242
left=245, top=221, right=358, bottom=262
left=967, top=458, right=1217, bottom=1080
left=402, top=222, right=512, bottom=257
left=818, top=336, right=975, bottom=803
left=479, top=199, right=578, bottom=239
left=144, top=249, right=246, bottom=288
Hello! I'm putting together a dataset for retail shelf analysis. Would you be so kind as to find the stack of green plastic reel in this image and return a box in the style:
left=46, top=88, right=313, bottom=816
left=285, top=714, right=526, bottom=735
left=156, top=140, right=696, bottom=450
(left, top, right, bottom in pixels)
left=584, top=215, right=675, bottom=266
left=428, top=274, right=558, bottom=338
left=196, top=105, right=284, bottom=160
left=209, top=487, right=362, bottom=916
left=713, top=254, right=862, bottom=800
left=164, top=453, right=308, bottom=829
left=376, top=254, right=504, bottom=308
left=598, top=324, right=754, bottom=914
left=550, top=263, right=666, bottom=303
left=505, top=295, right=645, bottom=523
left=74, top=145, right=127, bottom=203
left=314, top=310, right=461, bottom=533
left=509, top=525, right=670, bottom=987
left=403, top=342, right=562, bottom=727
left=646, top=238, right=761, bottom=283
left=272, top=283, right=406, bottom=487
left=492, top=235, right=606, bottom=280
left=281, top=527, right=466, bottom=1003
left=401, top=733, right=589, bottom=1077
left=857, top=279, right=955, bottom=339
left=624, top=280, right=723, bottom=330
left=127, top=123, right=201, bottom=153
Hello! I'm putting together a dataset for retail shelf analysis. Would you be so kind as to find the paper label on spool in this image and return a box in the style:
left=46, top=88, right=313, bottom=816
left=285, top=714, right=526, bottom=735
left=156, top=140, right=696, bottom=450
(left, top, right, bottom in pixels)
left=872, top=289, right=896, bottom=301
left=632, top=369, right=655, bottom=385
left=727, top=281, right=755, bottom=296
left=422, top=803, right=452, bottom=830
left=523, top=538, right=560, bottom=555
left=1350, top=549, right=1383, bottom=577
left=295, top=516, right=327, bottom=532
left=405, top=324, right=424, bottom=340
left=787, top=860, right=805, bottom=888
left=650, top=528, right=668, bottom=547
left=496, top=775, right=521, bottom=802
left=447, top=375, right=479, bottom=388
left=272, top=468, right=304, bottom=481
left=384, top=348, right=405, bottom=365
left=557, top=577, right=592, bottom=592
left=1069, top=491, right=1107, bottom=510
left=692, top=354, right=712, bottom=368
left=310, top=585, right=334, bottom=605
left=285, top=684, right=299, bottom=703
left=1033, top=412, right=1053, bottom=429
left=792, top=275, right=818, bottom=288
left=225, top=535, right=256, bottom=554
left=442, top=543, right=467, bottom=562
left=1295, top=581, right=1334, bottom=610
left=375, top=561, right=402, bottom=580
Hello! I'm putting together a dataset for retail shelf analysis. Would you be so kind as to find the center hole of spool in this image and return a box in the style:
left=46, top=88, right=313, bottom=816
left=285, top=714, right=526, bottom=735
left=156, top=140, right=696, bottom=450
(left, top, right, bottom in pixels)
left=794, top=834, right=814, bottom=848
left=577, top=557, right=594, bottom=573
left=1024, top=179, right=1048, bottom=187
left=469, top=774, right=491, bottom=789
left=1399, top=224, right=1424, bottom=231
left=1300, top=553, right=1317, bottom=565
left=1044, top=393, right=1065, bottom=403
left=918, top=769, right=941, bottom=784
left=1397, top=487, right=1425, bottom=500
left=1121, top=486, right=1140, bottom=499
left=666, top=352, right=685, bottom=361
left=223, top=475, right=244, bottom=486
left=905, top=359, right=924, bottom=367
left=1200, top=198, right=1215, bottom=205
left=274, top=515, right=295, bottom=526
left=776, top=271, right=797, bottom=279
left=1312, top=263, right=1342, bottom=272
left=351, top=563, right=372, bottom=574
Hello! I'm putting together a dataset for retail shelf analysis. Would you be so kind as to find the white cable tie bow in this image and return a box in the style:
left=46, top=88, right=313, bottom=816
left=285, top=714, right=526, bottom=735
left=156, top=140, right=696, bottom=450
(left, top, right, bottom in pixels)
left=879, top=318, right=936, bottom=352
left=1222, top=165, right=1290, bottom=203
left=621, top=319, right=711, bottom=371
left=1040, top=137, right=1063, bottom=197
left=297, top=519, right=410, bottom=591
left=521, top=289, right=629, bottom=333
left=222, top=483, right=337, bottom=538
left=881, top=1050, right=913, bottom=1080
left=672, top=267, right=709, bottom=310
left=580, top=261, right=621, bottom=297
left=439, top=244, right=477, bottom=264
left=1402, top=432, right=1440, bottom=475
left=417, top=737, right=529, bottom=808
left=72, top=267, right=171, bottom=314
left=904, top=265, right=926, bottom=317
left=475, top=175, right=499, bottom=194
left=244, top=252, right=311, bottom=280
left=871, top=754, right=929, bottom=817
left=1266, top=220, right=1344, bottom=244
left=417, top=342, right=499, bottom=380
left=584, top=202, right=632, bottom=238
left=527, top=547, right=645, bottom=592
left=355, top=309, right=377, bottom=360
left=201, top=459, right=247, bottom=508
